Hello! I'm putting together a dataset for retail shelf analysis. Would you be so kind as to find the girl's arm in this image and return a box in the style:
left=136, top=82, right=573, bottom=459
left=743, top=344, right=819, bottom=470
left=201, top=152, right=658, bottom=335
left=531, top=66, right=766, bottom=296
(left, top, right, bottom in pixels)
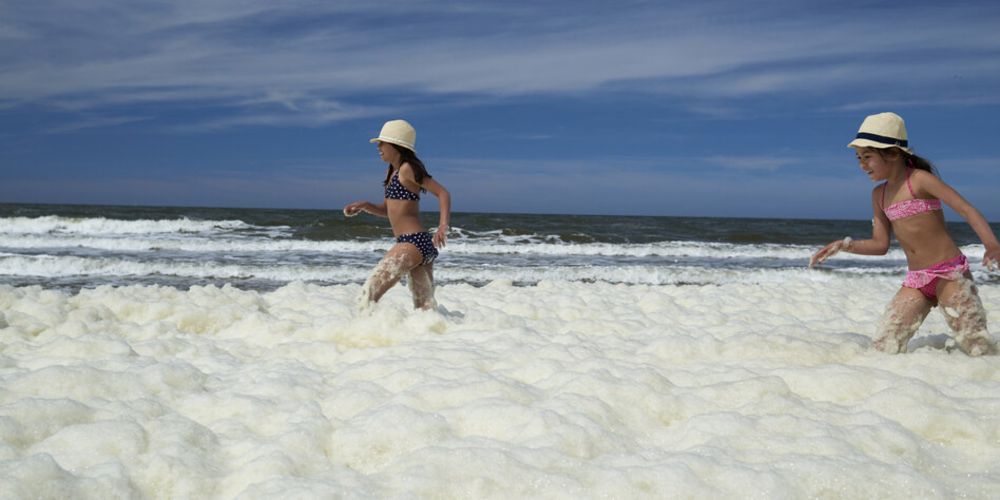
left=397, top=163, right=450, bottom=246
left=420, top=176, right=451, bottom=247
left=916, top=170, right=1000, bottom=267
left=810, top=187, right=891, bottom=267
left=847, top=196, right=892, bottom=255
left=343, top=200, right=388, bottom=218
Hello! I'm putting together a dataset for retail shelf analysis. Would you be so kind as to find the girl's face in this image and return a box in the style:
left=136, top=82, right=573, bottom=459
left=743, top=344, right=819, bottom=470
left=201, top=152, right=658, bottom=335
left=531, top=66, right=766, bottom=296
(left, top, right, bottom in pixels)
left=854, top=147, right=897, bottom=181
left=377, top=141, right=400, bottom=165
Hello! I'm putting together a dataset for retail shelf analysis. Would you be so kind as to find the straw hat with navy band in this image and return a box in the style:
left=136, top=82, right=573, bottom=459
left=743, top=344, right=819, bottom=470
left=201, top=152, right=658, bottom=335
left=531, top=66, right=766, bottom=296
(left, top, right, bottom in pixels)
left=847, top=112, right=913, bottom=154
left=370, top=119, right=417, bottom=152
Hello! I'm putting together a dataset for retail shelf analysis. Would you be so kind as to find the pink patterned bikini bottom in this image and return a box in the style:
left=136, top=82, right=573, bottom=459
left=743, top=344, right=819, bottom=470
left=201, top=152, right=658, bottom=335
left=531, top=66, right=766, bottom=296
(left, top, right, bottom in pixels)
left=902, top=253, right=969, bottom=300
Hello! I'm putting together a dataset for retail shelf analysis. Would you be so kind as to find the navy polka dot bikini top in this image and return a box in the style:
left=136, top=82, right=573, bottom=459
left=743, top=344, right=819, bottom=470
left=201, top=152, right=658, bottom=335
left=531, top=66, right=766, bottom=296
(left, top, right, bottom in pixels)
left=384, top=173, right=420, bottom=201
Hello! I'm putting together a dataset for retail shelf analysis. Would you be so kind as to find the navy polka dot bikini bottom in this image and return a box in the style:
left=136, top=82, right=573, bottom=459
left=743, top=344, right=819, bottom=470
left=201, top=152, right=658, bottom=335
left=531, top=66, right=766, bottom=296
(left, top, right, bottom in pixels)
left=396, top=231, right=438, bottom=266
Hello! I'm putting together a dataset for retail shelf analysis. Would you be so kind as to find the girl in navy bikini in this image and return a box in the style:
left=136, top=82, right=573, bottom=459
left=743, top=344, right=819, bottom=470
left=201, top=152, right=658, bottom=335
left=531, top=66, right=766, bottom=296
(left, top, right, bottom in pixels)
left=811, top=112, right=1000, bottom=356
left=343, top=119, right=452, bottom=310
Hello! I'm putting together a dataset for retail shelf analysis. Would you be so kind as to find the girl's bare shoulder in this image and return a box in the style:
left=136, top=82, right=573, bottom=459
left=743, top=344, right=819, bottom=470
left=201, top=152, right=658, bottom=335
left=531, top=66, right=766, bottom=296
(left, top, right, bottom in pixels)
left=910, top=168, right=947, bottom=194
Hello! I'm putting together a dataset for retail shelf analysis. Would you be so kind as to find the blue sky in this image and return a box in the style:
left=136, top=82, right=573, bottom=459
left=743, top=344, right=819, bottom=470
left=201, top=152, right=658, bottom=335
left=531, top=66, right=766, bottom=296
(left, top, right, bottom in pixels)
left=2, top=0, right=999, bottom=219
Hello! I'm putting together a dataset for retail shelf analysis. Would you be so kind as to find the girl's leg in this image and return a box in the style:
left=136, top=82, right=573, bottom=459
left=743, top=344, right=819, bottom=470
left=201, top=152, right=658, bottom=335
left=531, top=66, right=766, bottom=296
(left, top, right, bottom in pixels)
left=936, top=274, right=994, bottom=356
left=358, top=243, right=422, bottom=309
left=873, top=287, right=933, bottom=353
left=407, top=263, right=436, bottom=310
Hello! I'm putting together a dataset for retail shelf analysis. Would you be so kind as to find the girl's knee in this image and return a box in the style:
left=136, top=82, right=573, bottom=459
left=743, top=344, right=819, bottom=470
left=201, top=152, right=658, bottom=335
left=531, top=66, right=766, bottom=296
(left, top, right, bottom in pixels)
left=938, top=278, right=988, bottom=331
left=873, top=315, right=922, bottom=353
left=358, top=252, right=416, bottom=309
left=927, top=278, right=992, bottom=356
left=873, top=292, right=931, bottom=353
left=407, top=268, right=436, bottom=310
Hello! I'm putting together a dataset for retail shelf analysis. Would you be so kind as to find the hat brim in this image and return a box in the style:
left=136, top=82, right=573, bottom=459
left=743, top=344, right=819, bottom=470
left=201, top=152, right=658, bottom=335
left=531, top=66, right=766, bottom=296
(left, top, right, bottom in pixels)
left=370, top=137, right=415, bottom=152
left=847, top=138, right=912, bottom=154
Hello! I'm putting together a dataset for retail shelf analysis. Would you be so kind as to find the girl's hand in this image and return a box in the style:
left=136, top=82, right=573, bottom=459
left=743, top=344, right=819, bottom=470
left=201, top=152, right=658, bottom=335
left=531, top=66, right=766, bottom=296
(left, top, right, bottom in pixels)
left=984, top=245, right=1000, bottom=271
left=810, top=237, right=852, bottom=268
left=343, top=202, right=366, bottom=217
left=433, top=224, right=449, bottom=248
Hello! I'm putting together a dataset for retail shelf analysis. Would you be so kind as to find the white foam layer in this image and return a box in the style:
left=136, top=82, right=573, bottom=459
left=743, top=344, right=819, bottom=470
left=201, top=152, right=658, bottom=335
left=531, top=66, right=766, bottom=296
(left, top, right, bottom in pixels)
left=0, top=234, right=381, bottom=254
left=2, top=216, right=986, bottom=261
left=0, top=252, right=907, bottom=286
left=0, top=254, right=363, bottom=282
left=4, top=254, right=997, bottom=288
left=0, top=215, right=261, bottom=235
left=2, top=215, right=992, bottom=290
left=1, top=279, right=998, bottom=497
left=5, top=233, right=974, bottom=261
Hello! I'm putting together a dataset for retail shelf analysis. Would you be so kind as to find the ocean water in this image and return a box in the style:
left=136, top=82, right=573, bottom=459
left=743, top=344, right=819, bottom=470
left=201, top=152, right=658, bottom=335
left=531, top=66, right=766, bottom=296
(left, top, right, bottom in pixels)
left=2, top=203, right=999, bottom=498
left=2, top=203, right=996, bottom=292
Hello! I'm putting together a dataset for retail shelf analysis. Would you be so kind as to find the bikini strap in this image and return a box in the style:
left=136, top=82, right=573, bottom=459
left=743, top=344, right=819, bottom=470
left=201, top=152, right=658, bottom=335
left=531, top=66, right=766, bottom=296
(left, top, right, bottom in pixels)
left=880, top=182, right=887, bottom=210
left=904, top=167, right=916, bottom=197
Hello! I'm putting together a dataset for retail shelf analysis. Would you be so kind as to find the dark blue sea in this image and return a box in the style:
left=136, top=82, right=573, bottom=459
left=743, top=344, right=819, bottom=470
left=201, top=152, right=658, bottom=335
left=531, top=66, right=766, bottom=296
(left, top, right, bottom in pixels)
left=1, top=203, right=996, bottom=291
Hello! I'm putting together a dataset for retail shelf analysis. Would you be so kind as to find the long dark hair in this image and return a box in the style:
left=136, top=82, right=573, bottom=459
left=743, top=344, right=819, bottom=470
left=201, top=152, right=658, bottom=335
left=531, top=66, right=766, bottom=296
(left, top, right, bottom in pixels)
left=905, top=152, right=938, bottom=176
left=383, top=143, right=431, bottom=192
left=878, top=148, right=938, bottom=177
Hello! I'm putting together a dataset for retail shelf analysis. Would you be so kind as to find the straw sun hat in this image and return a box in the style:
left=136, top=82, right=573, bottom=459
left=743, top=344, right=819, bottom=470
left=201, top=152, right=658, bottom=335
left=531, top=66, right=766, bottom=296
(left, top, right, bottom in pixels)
left=847, top=112, right=912, bottom=154
left=370, top=119, right=416, bottom=152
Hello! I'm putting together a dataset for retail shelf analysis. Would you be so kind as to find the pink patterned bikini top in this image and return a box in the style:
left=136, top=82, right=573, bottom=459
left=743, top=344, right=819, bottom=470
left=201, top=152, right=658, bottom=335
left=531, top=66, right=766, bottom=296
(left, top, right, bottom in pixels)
left=881, top=168, right=942, bottom=221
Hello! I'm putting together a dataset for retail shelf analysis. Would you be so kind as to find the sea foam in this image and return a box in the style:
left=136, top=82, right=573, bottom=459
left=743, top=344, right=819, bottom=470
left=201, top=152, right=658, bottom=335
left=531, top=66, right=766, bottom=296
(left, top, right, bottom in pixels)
left=1, top=278, right=998, bottom=498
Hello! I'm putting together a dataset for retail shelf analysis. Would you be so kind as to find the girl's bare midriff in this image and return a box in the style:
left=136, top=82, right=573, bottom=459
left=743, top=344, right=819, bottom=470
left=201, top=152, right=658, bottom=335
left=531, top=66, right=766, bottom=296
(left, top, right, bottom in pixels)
left=891, top=211, right=961, bottom=270
left=386, top=198, right=424, bottom=237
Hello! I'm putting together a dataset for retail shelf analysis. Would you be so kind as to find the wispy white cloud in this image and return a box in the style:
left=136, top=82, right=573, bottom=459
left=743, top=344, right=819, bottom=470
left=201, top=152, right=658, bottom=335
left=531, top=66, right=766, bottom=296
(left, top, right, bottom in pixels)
left=702, top=156, right=803, bottom=172
left=2, top=1, right=1000, bottom=130
left=44, top=114, right=154, bottom=133
left=833, top=95, right=1000, bottom=112
left=166, top=94, right=392, bottom=132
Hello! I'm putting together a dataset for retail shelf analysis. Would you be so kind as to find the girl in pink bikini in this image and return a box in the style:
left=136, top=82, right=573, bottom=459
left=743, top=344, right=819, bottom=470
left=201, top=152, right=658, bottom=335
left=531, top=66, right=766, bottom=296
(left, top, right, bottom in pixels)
left=811, top=112, right=1000, bottom=356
